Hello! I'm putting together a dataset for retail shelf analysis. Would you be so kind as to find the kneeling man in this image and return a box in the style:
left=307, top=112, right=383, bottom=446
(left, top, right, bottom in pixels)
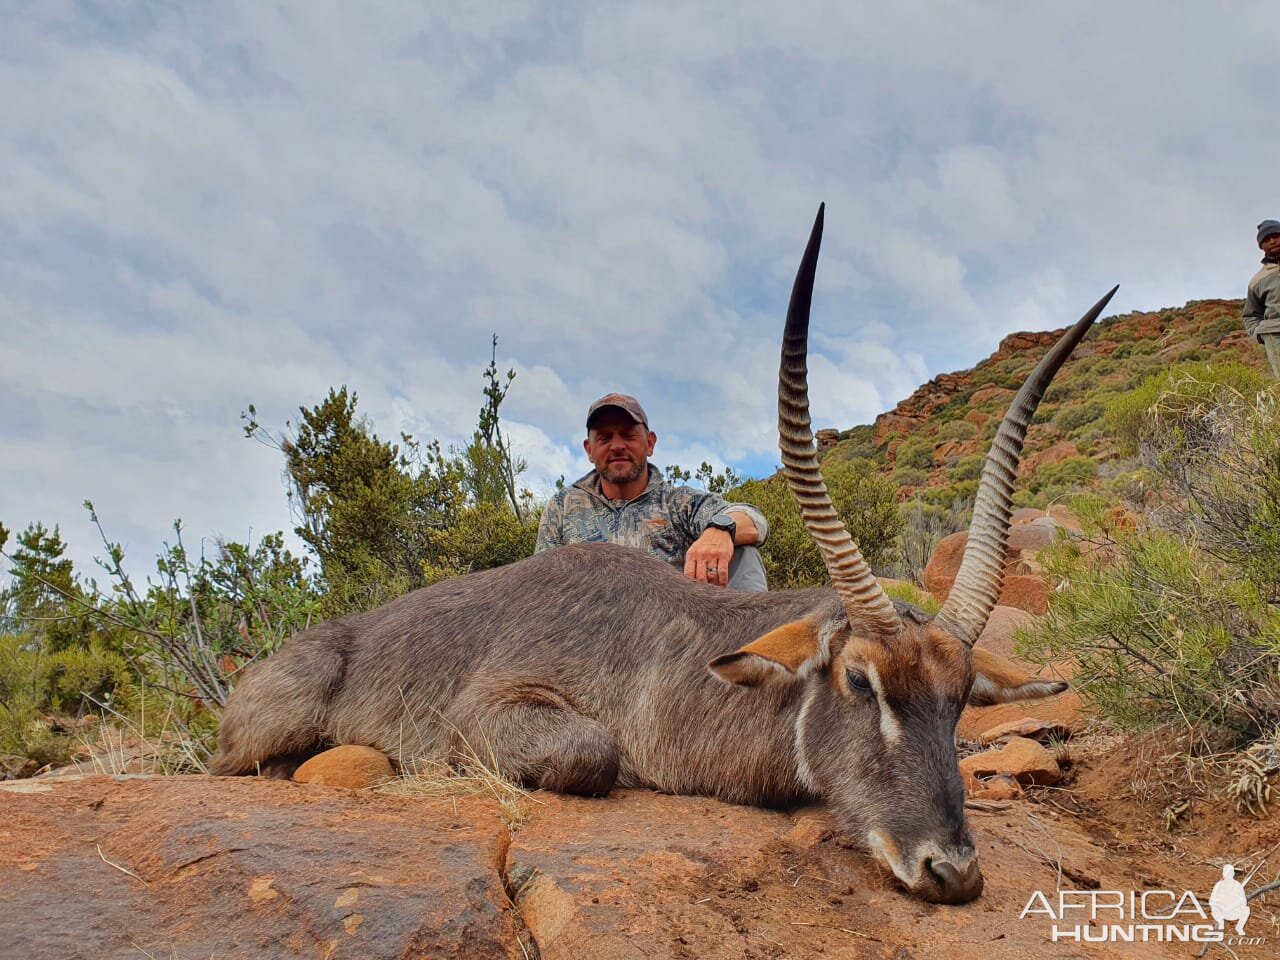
left=536, top=394, right=769, bottom=590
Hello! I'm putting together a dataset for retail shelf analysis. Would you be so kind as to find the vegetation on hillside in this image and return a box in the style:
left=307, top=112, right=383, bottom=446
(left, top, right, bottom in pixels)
left=1019, top=371, right=1280, bottom=743
left=3, top=300, right=1278, bottom=778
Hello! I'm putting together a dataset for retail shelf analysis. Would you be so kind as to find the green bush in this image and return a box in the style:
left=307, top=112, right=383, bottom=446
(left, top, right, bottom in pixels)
left=893, top=498, right=971, bottom=583
left=1053, top=400, right=1105, bottom=435
left=1104, top=362, right=1268, bottom=456
left=827, top=425, right=883, bottom=464
left=1029, top=455, right=1097, bottom=494
left=950, top=454, right=985, bottom=483
left=1018, top=386, right=1280, bottom=741
left=935, top=420, right=978, bottom=442
left=891, top=466, right=930, bottom=488
left=729, top=460, right=903, bottom=589
left=895, top=438, right=936, bottom=471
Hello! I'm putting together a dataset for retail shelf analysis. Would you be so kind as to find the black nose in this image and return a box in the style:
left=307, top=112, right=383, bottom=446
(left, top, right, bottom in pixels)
left=923, top=855, right=984, bottom=904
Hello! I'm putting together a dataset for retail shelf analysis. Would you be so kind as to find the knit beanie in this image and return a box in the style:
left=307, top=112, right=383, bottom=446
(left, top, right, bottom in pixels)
left=1259, top=220, right=1280, bottom=245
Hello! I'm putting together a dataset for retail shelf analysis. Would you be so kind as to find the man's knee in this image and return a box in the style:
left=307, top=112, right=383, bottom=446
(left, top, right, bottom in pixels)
left=727, top=545, right=768, bottom=592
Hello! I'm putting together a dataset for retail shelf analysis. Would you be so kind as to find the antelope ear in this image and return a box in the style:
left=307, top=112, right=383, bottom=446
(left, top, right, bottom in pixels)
left=969, top=647, right=1069, bottom=706
left=709, top=619, right=830, bottom=688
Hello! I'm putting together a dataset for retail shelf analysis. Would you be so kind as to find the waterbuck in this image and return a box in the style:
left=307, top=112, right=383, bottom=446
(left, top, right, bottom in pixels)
left=212, top=205, right=1116, bottom=904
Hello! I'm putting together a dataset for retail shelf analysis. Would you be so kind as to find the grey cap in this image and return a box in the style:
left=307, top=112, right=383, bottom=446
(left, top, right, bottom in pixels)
left=586, top=393, right=649, bottom=430
left=1259, top=220, right=1280, bottom=245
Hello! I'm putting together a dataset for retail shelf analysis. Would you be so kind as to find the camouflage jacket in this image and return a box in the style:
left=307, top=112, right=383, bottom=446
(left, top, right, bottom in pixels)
left=535, top=467, right=769, bottom=570
left=1243, top=259, right=1280, bottom=341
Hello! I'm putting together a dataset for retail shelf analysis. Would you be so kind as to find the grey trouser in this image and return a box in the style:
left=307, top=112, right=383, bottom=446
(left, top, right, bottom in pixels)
left=727, top=545, right=769, bottom=592
left=1263, top=334, right=1280, bottom=378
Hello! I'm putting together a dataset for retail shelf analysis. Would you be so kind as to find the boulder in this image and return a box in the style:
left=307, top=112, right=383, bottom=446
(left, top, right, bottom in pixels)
left=970, top=385, right=1015, bottom=407
left=960, top=737, right=1062, bottom=789
left=959, top=689, right=1084, bottom=743
left=978, top=718, right=1073, bottom=745
left=1022, top=441, right=1081, bottom=477
left=922, top=513, right=1072, bottom=614
left=0, top=776, right=519, bottom=960
left=294, top=745, right=394, bottom=789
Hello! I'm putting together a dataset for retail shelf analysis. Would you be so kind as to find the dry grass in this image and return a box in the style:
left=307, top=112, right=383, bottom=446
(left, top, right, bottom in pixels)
left=376, top=752, right=536, bottom=829
left=373, top=706, right=536, bottom=828
left=74, top=691, right=209, bottom=776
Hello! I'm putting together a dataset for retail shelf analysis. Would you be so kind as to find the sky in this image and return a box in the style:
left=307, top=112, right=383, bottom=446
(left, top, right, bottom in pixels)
left=2, top=1, right=1276, bottom=577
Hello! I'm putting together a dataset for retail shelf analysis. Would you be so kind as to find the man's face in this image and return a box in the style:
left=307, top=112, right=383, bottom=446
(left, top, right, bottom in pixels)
left=585, top=410, right=656, bottom=487
left=1261, top=232, right=1280, bottom=258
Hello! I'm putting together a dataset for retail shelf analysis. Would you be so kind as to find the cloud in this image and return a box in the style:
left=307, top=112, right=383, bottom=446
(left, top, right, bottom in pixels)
left=2, top=1, right=1277, bottom=574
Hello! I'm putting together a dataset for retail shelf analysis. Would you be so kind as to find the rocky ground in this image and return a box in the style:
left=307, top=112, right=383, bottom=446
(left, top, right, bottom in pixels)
left=2, top=510, right=1276, bottom=959
left=4, top=723, right=1275, bottom=960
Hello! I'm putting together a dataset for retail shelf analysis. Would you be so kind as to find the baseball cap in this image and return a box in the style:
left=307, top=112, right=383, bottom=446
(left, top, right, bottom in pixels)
left=586, top=393, right=649, bottom=430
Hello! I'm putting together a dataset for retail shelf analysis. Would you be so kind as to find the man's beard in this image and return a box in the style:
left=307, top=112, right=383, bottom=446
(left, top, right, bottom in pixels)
left=602, top=459, right=645, bottom=485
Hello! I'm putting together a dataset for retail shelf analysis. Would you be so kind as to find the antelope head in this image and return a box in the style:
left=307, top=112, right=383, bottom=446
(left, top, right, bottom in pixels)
left=712, top=205, right=1116, bottom=903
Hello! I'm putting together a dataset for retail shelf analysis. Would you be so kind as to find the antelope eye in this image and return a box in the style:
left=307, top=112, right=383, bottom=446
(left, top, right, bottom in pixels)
left=845, top=668, right=873, bottom=696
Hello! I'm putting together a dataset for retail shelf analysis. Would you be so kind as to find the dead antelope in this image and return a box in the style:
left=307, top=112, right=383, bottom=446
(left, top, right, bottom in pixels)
left=212, top=205, right=1116, bottom=904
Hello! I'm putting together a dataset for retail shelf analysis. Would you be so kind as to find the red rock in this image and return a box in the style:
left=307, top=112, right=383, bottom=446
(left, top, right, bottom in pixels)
left=921, top=531, right=968, bottom=597
left=934, top=438, right=979, bottom=467
left=998, top=574, right=1050, bottom=615
left=978, top=719, right=1074, bottom=745
left=294, top=745, right=393, bottom=789
left=959, top=689, right=1084, bottom=742
left=1023, top=441, right=1081, bottom=476
left=959, top=737, right=1061, bottom=788
left=974, top=605, right=1038, bottom=660
left=970, top=385, right=1015, bottom=407
left=969, top=775, right=1024, bottom=801
left=0, top=776, right=519, bottom=960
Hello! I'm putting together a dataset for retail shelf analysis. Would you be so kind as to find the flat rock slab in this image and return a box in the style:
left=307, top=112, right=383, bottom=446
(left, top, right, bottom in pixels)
left=508, top=790, right=1181, bottom=960
left=0, top=775, right=519, bottom=960
left=2, top=777, right=1186, bottom=960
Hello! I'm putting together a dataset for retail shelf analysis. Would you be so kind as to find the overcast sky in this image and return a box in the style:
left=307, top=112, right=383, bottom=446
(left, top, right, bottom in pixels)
left=2, top=1, right=1276, bottom=576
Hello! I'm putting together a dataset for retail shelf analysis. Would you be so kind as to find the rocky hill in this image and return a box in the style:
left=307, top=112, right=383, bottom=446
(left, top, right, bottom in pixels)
left=822, top=298, right=1260, bottom=506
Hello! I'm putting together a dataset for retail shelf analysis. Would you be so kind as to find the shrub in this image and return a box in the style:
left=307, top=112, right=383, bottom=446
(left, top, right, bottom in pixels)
left=1029, top=455, right=1097, bottom=494
left=891, top=466, right=930, bottom=488
left=950, top=454, right=985, bottom=483
left=827, top=425, right=883, bottom=464
left=894, top=438, right=936, bottom=471
left=935, top=420, right=978, bottom=442
left=893, top=498, right=971, bottom=583
left=1053, top=399, right=1105, bottom=435
left=1104, top=362, right=1268, bottom=456
left=1018, top=386, right=1280, bottom=742
left=729, top=460, right=903, bottom=589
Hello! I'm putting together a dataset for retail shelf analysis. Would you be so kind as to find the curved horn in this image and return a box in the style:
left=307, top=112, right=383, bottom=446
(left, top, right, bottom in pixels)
left=934, top=286, right=1119, bottom=646
left=779, top=204, right=901, bottom=636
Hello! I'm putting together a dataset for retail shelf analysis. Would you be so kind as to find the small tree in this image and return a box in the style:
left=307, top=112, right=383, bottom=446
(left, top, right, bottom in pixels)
left=728, top=460, right=903, bottom=589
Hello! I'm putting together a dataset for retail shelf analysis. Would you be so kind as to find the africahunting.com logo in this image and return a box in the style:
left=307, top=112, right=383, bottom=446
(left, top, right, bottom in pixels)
left=1019, top=862, right=1268, bottom=947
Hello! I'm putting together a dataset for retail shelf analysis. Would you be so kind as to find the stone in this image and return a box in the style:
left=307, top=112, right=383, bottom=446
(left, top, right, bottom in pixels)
left=970, top=385, right=1015, bottom=407
left=973, top=605, right=1038, bottom=660
left=294, top=745, right=393, bottom=789
left=0, top=775, right=519, bottom=960
left=1022, top=441, right=1081, bottom=476
left=959, top=737, right=1062, bottom=788
left=959, top=689, right=1084, bottom=743
left=978, top=718, right=1074, bottom=745
left=969, top=775, right=1024, bottom=801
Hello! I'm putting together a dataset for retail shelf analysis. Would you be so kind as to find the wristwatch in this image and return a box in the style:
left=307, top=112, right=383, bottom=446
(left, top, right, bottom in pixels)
left=707, top=514, right=736, bottom=541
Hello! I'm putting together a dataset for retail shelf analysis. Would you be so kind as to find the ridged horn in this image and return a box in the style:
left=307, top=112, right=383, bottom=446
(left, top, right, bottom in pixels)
left=780, top=204, right=901, bottom=636
left=934, top=286, right=1119, bottom=646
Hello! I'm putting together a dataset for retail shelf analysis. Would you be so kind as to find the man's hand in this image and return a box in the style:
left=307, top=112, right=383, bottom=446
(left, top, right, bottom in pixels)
left=684, top=528, right=734, bottom=587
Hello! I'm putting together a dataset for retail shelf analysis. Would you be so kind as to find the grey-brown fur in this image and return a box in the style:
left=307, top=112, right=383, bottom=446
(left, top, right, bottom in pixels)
left=213, top=542, right=835, bottom=804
